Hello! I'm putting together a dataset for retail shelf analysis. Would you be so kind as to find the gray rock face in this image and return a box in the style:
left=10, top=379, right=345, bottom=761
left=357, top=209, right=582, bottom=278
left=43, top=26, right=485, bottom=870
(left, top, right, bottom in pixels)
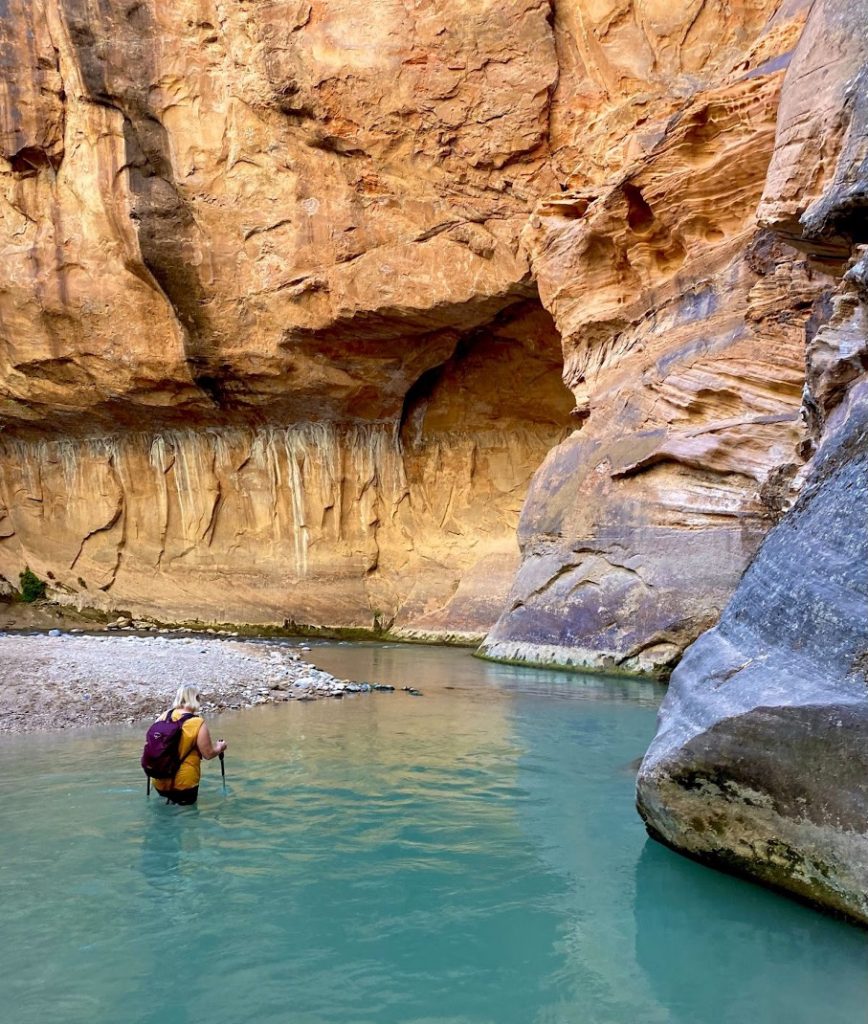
left=637, top=380, right=868, bottom=921
left=638, top=0, right=868, bottom=923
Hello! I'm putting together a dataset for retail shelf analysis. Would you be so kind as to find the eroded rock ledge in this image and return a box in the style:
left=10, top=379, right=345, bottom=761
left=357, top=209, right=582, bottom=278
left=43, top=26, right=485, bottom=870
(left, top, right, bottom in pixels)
left=0, top=1, right=821, bottom=661
left=638, top=0, right=868, bottom=923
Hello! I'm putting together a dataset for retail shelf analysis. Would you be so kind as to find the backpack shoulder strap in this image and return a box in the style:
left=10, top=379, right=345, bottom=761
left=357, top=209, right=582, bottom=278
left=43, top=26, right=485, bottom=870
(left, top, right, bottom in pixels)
left=177, top=712, right=201, bottom=762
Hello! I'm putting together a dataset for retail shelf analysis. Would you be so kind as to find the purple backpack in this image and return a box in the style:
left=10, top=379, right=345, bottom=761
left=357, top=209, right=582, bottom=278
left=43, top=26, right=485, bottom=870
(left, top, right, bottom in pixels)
left=141, top=710, right=195, bottom=780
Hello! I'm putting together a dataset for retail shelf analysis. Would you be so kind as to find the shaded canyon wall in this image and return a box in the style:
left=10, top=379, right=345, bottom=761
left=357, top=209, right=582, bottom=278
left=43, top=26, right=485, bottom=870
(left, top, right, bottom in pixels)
left=0, top=1, right=825, bottom=656
left=638, top=0, right=868, bottom=923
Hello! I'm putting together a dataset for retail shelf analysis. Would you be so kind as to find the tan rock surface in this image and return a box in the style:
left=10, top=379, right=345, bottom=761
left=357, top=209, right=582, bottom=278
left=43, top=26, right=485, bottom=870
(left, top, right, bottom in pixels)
left=0, top=1, right=826, bottom=658
left=481, top=4, right=824, bottom=673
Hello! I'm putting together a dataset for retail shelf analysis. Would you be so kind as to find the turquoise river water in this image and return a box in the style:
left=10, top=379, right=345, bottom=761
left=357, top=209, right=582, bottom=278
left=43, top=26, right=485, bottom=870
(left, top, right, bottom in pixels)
left=0, top=642, right=865, bottom=1024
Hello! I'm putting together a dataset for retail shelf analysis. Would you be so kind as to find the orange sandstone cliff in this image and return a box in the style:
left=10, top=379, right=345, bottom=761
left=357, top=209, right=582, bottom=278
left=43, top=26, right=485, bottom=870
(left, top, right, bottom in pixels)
left=0, top=1, right=823, bottom=665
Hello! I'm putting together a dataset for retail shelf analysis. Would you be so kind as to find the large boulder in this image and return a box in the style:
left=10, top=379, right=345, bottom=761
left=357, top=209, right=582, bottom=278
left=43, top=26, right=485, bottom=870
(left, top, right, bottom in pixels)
left=637, top=0, right=868, bottom=922
left=638, top=379, right=868, bottom=921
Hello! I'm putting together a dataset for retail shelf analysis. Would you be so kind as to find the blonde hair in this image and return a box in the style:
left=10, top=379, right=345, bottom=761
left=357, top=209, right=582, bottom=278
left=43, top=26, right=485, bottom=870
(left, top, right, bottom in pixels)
left=174, top=684, right=201, bottom=711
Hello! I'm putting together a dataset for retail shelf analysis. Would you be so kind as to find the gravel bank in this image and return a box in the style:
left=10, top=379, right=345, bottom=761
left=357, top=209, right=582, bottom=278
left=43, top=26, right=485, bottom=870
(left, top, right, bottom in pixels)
left=0, top=633, right=366, bottom=733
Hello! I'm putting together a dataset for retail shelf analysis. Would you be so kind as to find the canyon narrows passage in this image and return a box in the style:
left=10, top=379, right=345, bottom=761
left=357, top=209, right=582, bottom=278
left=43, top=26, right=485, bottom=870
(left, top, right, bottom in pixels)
left=1, top=0, right=868, bottom=923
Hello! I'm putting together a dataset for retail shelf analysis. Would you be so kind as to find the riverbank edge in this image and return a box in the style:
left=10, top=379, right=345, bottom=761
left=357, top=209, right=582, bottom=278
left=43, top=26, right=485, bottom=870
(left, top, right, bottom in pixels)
left=0, top=631, right=381, bottom=735
left=0, top=597, right=485, bottom=648
left=475, top=639, right=675, bottom=681
left=2, top=597, right=670, bottom=683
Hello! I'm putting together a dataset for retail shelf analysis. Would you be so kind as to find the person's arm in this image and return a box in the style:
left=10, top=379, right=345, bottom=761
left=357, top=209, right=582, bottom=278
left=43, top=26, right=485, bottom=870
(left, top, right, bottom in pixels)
left=196, top=721, right=227, bottom=760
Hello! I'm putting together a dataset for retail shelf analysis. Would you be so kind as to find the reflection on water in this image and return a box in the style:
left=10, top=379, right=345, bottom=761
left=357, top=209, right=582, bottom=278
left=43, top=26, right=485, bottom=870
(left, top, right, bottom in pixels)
left=0, top=643, right=864, bottom=1024
left=633, top=842, right=868, bottom=1024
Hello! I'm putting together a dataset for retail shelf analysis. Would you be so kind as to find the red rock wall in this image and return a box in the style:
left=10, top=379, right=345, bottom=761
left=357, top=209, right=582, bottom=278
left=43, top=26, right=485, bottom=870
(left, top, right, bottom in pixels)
left=0, top=2, right=828, bottom=657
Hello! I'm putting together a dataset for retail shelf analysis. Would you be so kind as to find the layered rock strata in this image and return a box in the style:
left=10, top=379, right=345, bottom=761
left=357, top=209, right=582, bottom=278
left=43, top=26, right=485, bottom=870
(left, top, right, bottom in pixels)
left=638, top=0, right=868, bottom=923
left=0, top=1, right=821, bottom=654
left=481, top=6, right=820, bottom=673
left=0, top=0, right=572, bottom=635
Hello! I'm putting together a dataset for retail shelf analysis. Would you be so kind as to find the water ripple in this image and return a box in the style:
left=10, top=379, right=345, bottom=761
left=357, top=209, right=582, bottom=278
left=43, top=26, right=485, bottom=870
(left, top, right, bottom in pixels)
left=0, top=643, right=864, bottom=1024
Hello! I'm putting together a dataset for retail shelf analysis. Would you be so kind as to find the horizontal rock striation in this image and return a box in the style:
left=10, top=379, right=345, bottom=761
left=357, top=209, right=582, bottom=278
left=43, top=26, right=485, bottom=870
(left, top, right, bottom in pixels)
left=638, top=0, right=868, bottom=923
left=481, top=5, right=821, bottom=673
left=0, top=0, right=828, bottom=657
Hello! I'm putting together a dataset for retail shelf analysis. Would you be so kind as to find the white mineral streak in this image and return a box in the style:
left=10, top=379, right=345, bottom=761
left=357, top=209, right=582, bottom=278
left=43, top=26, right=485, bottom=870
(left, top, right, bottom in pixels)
left=0, top=422, right=438, bottom=624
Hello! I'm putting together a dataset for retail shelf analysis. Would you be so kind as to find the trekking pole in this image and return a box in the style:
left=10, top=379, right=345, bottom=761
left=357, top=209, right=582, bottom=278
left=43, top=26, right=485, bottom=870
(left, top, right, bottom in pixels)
left=219, top=749, right=226, bottom=793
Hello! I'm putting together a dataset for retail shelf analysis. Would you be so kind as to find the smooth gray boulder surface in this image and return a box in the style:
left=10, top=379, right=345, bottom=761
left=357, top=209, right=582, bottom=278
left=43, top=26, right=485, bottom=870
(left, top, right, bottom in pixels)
left=638, top=0, right=868, bottom=926
left=637, top=379, right=868, bottom=922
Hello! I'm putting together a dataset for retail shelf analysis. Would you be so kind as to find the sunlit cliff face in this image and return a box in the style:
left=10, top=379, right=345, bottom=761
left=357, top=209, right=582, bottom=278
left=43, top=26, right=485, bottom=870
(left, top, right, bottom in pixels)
left=0, top=1, right=823, bottom=662
left=0, top=297, right=572, bottom=632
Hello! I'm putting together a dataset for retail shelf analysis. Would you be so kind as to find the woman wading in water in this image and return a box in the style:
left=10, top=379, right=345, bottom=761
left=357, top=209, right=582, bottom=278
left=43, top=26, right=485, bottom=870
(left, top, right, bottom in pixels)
left=150, top=685, right=227, bottom=805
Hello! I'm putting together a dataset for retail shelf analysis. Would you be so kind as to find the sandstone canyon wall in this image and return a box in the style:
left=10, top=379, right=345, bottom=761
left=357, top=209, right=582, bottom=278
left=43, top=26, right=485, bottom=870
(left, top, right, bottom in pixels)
left=0, top=2, right=823, bottom=661
left=638, top=0, right=868, bottom=923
